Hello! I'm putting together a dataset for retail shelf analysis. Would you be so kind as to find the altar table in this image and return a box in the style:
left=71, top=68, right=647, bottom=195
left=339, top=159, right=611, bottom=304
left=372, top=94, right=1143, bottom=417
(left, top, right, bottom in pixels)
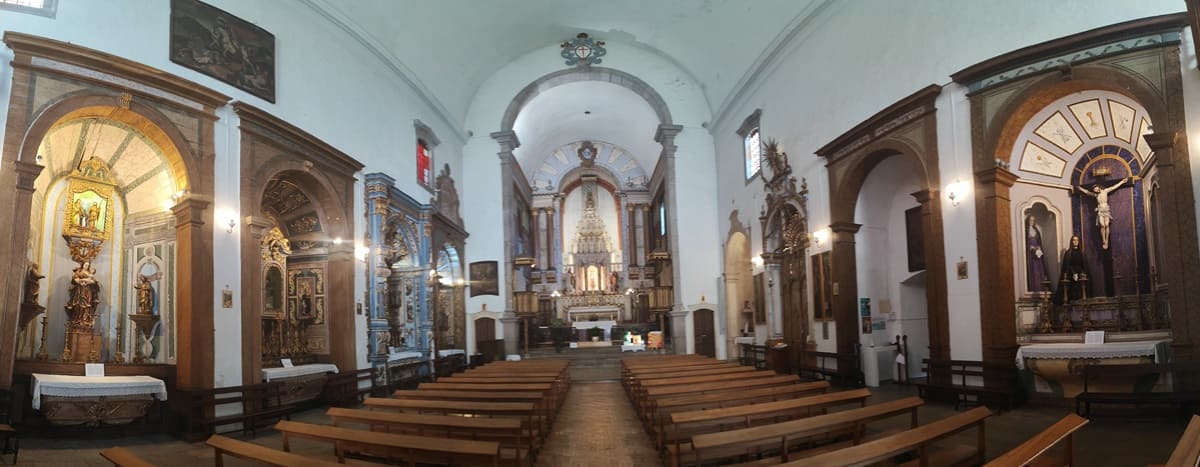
left=1016, top=340, right=1171, bottom=398
left=437, top=349, right=465, bottom=357
left=261, top=363, right=339, bottom=382
left=1015, top=340, right=1171, bottom=369
left=30, top=373, right=167, bottom=410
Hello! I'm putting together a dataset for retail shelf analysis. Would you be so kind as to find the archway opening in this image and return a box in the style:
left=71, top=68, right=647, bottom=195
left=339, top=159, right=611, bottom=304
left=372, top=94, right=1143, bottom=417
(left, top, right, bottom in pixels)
left=724, top=231, right=754, bottom=357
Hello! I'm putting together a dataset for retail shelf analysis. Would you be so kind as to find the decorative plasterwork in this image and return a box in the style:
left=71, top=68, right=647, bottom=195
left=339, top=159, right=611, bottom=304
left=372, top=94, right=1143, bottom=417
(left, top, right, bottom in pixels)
left=951, top=14, right=1186, bottom=93
left=560, top=33, right=606, bottom=68
left=530, top=140, right=649, bottom=193
left=1010, top=90, right=1153, bottom=182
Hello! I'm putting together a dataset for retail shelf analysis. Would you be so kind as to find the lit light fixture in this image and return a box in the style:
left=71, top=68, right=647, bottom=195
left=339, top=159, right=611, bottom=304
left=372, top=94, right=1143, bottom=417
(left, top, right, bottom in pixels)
left=751, top=256, right=764, bottom=269
left=945, top=180, right=968, bottom=207
left=216, top=208, right=238, bottom=234
left=551, top=290, right=561, bottom=297
left=161, top=199, right=174, bottom=212
left=354, top=244, right=370, bottom=262
left=332, top=237, right=343, bottom=245
left=227, top=218, right=236, bottom=233
left=625, top=288, right=635, bottom=295
left=810, top=228, right=830, bottom=247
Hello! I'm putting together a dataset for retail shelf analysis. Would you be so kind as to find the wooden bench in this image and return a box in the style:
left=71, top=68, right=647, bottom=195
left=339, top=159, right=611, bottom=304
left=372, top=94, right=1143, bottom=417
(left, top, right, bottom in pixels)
left=324, top=367, right=381, bottom=407
left=916, top=359, right=1019, bottom=410
left=393, top=389, right=556, bottom=424
left=205, top=434, right=352, bottom=467
left=662, top=389, right=873, bottom=464
left=781, top=406, right=992, bottom=467
left=364, top=397, right=543, bottom=443
left=984, top=413, right=1087, bottom=467
left=1075, top=362, right=1200, bottom=418
left=798, top=349, right=865, bottom=388
left=686, top=397, right=925, bottom=466
left=181, top=381, right=293, bottom=441
left=274, top=420, right=500, bottom=466
left=1152, top=415, right=1200, bottom=467
left=642, top=374, right=801, bottom=419
left=625, top=365, right=751, bottom=399
left=328, top=407, right=530, bottom=466
left=99, top=447, right=155, bottom=467
left=649, top=381, right=831, bottom=435
left=632, top=370, right=780, bottom=409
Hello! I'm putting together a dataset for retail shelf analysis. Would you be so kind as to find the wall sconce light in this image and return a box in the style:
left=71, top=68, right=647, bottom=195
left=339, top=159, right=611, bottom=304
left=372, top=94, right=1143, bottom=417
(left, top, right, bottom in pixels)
left=551, top=290, right=561, bottom=297
left=332, top=237, right=343, bottom=246
left=945, top=180, right=968, bottom=207
left=810, top=228, right=830, bottom=247
left=354, top=244, right=370, bottom=262
left=751, top=256, right=764, bottom=270
left=625, top=288, right=635, bottom=295
left=216, top=208, right=238, bottom=234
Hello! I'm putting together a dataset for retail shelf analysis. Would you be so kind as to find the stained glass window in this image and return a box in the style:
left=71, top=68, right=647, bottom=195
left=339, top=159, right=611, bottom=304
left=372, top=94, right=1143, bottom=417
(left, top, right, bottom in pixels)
left=417, top=139, right=432, bottom=190
left=744, top=128, right=762, bottom=180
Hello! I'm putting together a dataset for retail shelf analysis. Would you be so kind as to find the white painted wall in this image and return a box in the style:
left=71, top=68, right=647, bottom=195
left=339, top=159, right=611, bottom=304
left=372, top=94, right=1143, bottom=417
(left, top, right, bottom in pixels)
left=0, top=0, right=465, bottom=382
left=712, top=0, right=1181, bottom=361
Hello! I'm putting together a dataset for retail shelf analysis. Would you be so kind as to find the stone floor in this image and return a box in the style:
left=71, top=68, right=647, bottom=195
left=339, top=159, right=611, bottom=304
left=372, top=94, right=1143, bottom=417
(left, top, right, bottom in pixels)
left=4, top=371, right=1192, bottom=466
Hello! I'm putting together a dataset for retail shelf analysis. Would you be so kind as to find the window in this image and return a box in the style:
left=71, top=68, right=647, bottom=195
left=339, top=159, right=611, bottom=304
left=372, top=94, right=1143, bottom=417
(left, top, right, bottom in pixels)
left=414, top=120, right=440, bottom=192
left=736, top=109, right=763, bottom=181
left=0, top=0, right=56, bottom=17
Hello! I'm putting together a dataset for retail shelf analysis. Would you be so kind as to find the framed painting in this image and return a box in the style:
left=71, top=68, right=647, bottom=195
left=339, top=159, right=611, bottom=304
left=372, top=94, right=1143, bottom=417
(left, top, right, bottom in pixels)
left=170, top=0, right=276, bottom=102
left=469, top=261, right=499, bottom=297
left=810, top=251, right=831, bottom=321
left=904, top=206, right=925, bottom=272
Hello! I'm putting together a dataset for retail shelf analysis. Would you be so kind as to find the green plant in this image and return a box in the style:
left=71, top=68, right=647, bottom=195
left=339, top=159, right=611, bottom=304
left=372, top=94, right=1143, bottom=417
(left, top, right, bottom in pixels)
left=587, top=327, right=604, bottom=339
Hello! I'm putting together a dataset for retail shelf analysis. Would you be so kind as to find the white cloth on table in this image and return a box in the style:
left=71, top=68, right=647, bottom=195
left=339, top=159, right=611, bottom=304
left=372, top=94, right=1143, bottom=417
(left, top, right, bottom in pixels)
left=388, top=351, right=423, bottom=362
left=30, top=373, right=167, bottom=410
left=437, top=349, right=465, bottom=357
left=261, top=363, right=339, bottom=382
left=621, top=344, right=645, bottom=353
left=1014, top=339, right=1171, bottom=369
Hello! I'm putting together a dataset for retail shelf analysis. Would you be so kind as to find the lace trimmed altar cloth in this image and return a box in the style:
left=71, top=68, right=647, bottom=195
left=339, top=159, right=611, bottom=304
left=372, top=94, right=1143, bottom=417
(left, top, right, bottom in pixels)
left=389, top=351, right=423, bottom=362
left=261, top=363, right=338, bottom=382
left=1015, top=339, right=1171, bottom=370
left=30, top=373, right=167, bottom=410
left=437, top=349, right=465, bottom=357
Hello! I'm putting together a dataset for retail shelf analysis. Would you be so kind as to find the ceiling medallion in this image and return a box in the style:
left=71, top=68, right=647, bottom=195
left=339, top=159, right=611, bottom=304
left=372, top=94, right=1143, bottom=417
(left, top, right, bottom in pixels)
left=561, top=33, right=606, bottom=68
left=577, top=141, right=598, bottom=167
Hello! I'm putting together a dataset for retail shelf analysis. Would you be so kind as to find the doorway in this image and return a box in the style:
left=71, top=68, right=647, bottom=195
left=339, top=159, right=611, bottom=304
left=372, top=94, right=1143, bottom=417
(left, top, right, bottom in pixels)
left=693, top=308, right=716, bottom=357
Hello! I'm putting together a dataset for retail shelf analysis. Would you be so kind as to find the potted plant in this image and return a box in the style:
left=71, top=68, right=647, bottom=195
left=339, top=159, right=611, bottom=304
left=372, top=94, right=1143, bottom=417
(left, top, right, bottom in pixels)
left=587, top=326, right=604, bottom=342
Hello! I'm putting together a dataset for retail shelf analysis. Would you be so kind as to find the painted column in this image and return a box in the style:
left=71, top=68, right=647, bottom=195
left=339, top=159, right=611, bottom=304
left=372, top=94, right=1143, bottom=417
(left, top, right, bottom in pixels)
left=417, top=208, right=434, bottom=361
left=912, top=188, right=950, bottom=361
left=618, top=193, right=630, bottom=283
left=829, top=220, right=861, bottom=378
left=1145, top=132, right=1200, bottom=361
left=241, top=215, right=272, bottom=384
left=491, top=131, right=521, bottom=356
left=552, top=197, right=563, bottom=287
left=364, top=173, right=393, bottom=377
left=0, top=161, right=44, bottom=387
left=173, top=194, right=215, bottom=390
left=973, top=167, right=1018, bottom=370
left=635, top=205, right=647, bottom=267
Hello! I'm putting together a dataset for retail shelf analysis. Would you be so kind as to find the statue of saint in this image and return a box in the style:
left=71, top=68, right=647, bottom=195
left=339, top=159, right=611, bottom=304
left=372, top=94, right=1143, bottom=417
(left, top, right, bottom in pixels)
left=1025, top=215, right=1048, bottom=293
left=1056, top=235, right=1089, bottom=304
left=435, top=164, right=461, bottom=224
left=134, top=275, right=155, bottom=315
left=66, top=262, right=100, bottom=330
left=23, top=263, right=44, bottom=305
left=1074, top=178, right=1129, bottom=250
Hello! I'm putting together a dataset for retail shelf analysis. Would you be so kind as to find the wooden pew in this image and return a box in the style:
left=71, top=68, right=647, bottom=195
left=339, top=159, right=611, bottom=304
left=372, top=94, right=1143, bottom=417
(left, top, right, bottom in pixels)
left=393, top=389, right=554, bottom=425
left=781, top=406, right=992, bottom=467
left=632, top=370, right=780, bottom=409
left=686, top=397, right=925, bottom=466
left=1150, top=415, right=1200, bottom=467
left=417, top=382, right=560, bottom=414
left=984, top=413, right=1087, bottom=467
left=205, top=434, right=352, bottom=467
left=642, top=374, right=801, bottom=419
left=274, top=420, right=500, bottom=466
left=99, top=447, right=155, bottom=467
left=650, top=381, right=830, bottom=434
left=662, top=389, right=873, bottom=464
left=328, top=407, right=530, bottom=466
left=625, top=365, right=752, bottom=399
left=364, top=397, right=543, bottom=443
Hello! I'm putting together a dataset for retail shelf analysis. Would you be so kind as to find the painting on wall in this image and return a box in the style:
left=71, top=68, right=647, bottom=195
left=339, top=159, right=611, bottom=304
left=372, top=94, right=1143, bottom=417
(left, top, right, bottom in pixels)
left=469, top=261, right=499, bottom=297
left=169, top=0, right=276, bottom=102
left=904, top=206, right=925, bottom=272
left=810, top=252, right=831, bottom=321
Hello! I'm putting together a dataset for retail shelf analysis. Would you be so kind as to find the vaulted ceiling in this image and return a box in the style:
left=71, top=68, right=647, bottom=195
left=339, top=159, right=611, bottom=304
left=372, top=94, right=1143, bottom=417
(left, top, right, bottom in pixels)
left=316, top=0, right=821, bottom=126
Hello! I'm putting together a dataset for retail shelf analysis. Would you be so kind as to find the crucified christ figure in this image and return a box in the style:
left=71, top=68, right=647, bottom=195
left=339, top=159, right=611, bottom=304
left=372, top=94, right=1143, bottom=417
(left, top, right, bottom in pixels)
left=1074, top=177, right=1130, bottom=250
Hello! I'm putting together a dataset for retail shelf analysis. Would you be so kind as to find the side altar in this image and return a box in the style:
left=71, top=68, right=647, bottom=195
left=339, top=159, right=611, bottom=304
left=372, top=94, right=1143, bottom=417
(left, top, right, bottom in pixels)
left=554, top=292, right=633, bottom=323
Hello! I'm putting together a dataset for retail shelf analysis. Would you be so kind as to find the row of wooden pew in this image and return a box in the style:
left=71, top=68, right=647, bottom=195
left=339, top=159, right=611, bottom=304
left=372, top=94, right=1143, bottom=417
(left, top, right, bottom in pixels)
left=621, top=354, right=1115, bottom=467
left=100, top=358, right=570, bottom=466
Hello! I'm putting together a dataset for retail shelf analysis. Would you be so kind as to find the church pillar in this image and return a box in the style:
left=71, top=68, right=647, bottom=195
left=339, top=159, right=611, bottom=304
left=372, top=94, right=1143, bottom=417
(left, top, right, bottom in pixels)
left=618, top=193, right=630, bottom=283
left=974, top=167, right=1019, bottom=370
left=241, top=215, right=272, bottom=384
left=636, top=205, right=647, bottom=267
left=0, top=160, right=44, bottom=388
left=670, top=308, right=689, bottom=354
left=491, top=131, right=522, bottom=357
left=913, top=189, right=951, bottom=360
left=829, top=221, right=861, bottom=375
left=173, top=195, right=214, bottom=390
left=327, top=243, right=357, bottom=372
left=364, top=175, right=393, bottom=380
left=553, top=197, right=563, bottom=285
left=1146, top=132, right=1200, bottom=360
left=657, top=124, right=688, bottom=354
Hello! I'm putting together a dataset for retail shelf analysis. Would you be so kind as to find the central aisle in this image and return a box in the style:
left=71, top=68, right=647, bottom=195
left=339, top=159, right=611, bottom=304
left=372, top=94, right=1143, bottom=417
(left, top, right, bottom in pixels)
left=536, top=381, right=661, bottom=467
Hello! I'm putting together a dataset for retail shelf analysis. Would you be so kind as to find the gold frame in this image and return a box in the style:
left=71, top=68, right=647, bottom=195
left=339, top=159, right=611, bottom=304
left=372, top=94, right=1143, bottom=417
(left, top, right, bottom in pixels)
left=62, top=158, right=117, bottom=241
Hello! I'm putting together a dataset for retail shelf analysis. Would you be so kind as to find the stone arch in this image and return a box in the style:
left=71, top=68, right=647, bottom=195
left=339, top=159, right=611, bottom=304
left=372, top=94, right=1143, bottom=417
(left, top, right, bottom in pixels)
left=723, top=226, right=753, bottom=357
left=500, top=67, right=673, bottom=131
left=815, top=86, right=949, bottom=374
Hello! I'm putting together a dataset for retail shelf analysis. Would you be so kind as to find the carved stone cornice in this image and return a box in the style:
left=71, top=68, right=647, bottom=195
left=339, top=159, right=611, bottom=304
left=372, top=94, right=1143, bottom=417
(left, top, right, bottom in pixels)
left=828, top=221, right=862, bottom=235
left=491, top=130, right=521, bottom=153
left=233, top=102, right=365, bottom=177
left=13, top=161, right=45, bottom=192
left=975, top=166, right=1019, bottom=188
left=3, top=32, right=230, bottom=112
left=171, top=195, right=212, bottom=227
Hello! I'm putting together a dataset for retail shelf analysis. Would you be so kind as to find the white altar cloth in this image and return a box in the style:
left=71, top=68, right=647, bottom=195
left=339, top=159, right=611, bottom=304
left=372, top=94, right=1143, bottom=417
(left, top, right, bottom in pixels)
left=261, top=363, right=339, bottom=382
left=437, top=349, right=465, bottom=357
left=388, top=351, right=423, bottom=362
left=621, top=344, right=645, bottom=353
left=30, top=373, right=167, bottom=410
left=1015, top=340, right=1171, bottom=370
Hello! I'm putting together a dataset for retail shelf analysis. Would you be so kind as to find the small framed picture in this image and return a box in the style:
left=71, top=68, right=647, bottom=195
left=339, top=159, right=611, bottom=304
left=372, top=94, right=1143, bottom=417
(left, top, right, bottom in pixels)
left=222, top=286, right=233, bottom=308
left=956, top=260, right=969, bottom=280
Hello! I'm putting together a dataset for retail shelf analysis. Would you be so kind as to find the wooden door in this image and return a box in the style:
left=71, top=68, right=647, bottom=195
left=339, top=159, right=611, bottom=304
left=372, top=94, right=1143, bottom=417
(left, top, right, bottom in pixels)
left=474, top=317, right=497, bottom=362
left=693, top=309, right=716, bottom=357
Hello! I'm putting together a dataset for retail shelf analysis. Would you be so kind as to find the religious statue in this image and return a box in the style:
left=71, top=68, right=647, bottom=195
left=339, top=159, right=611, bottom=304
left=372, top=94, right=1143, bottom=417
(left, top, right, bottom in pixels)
left=1074, top=177, right=1129, bottom=250
left=435, top=164, right=461, bottom=224
left=23, top=263, right=44, bottom=305
left=134, top=275, right=155, bottom=316
left=1055, top=235, right=1089, bottom=304
left=65, top=262, right=100, bottom=331
left=1025, top=215, right=1049, bottom=293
